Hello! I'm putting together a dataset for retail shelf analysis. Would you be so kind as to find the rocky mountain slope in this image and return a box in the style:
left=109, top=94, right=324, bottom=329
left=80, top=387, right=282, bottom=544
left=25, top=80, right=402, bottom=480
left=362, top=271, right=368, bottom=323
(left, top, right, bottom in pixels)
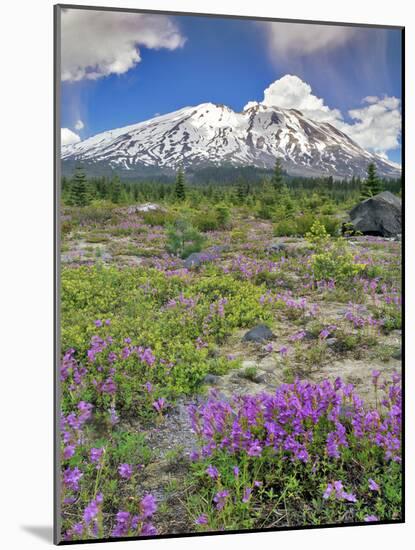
left=61, top=102, right=400, bottom=179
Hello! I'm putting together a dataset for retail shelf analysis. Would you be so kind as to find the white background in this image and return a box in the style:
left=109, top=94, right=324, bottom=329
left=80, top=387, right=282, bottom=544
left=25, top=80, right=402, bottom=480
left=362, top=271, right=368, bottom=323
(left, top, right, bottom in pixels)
left=0, top=0, right=412, bottom=547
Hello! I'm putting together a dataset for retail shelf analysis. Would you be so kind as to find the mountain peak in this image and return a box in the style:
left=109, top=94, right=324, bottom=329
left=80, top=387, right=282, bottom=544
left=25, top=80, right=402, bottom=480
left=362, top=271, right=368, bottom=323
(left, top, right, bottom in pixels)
left=62, top=101, right=401, bottom=180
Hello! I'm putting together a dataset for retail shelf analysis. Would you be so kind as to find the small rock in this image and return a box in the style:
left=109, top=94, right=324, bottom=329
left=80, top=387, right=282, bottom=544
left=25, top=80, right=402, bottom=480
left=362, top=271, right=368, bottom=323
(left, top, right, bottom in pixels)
left=243, top=324, right=274, bottom=343
left=203, top=374, right=220, bottom=385
left=266, top=242, right=287, bottom=254
left=391, top=348, right=402, bottom=360
left=253, top=373, right=267, bottom=384
left=326, top=338, right=338, bottom=347
left=303, top=330, right=317, bottom=341
left=242, top=360, right=258, bottom=369
left=128, top=203, right=164, bottom=214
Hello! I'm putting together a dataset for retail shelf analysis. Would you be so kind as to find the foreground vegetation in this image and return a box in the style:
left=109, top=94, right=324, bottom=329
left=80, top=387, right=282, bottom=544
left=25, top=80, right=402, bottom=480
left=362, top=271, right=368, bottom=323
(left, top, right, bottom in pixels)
left=60, top=166, right=402, bottom=541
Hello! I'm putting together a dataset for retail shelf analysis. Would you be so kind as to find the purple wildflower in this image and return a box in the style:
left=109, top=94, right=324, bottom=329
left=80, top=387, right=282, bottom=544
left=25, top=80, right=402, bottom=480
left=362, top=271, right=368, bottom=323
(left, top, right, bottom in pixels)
left=368, top=479, right=380, bottom=492
left=90, top=447, right=104, bottom=464
left=63, top=467, right=83, bottom=491
left=140, top=494, right=157, bottom=519
left=63, top=445, right=75, bottom=460
left=118, top=463, right=133, bottom=480
left=195, top=514, right=208, bottom=525
left=112, top=511, right=131, bottom=537
left=140, top=523, right=157, bottom=536
left=206, top=465, right=219, bottom=479
left=279, top=346, right=289, bottom=357
left=319, top=328, right=330, bottom=340
left=242, top=487, right=252, bottom=503
left=213, top=490, right=230, bottom=510
left=83, top=493, right=103, bottom=524
left=152, top=397, right=166, bottom=414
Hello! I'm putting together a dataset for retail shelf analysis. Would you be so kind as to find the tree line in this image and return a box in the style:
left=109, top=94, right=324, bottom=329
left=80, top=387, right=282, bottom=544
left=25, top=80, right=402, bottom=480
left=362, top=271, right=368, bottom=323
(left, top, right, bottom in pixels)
left=62, top=161, right=401, bottom=208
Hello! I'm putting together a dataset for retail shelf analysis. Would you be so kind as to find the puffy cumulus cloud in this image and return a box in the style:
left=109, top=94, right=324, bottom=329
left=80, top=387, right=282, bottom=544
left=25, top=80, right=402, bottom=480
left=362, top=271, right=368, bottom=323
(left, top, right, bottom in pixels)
left=61, top=128, right=81, bottom=145
left=247, top=75, right=401, bottom=156
left=61, top=9, right=186, bottom=81
left=260, top=75, right=342, bottom=123
left=342, top=96, right=402, bottom=152
left=262, top=22, right=357, bottom=58
left=74, top=119, right=84, bottom=130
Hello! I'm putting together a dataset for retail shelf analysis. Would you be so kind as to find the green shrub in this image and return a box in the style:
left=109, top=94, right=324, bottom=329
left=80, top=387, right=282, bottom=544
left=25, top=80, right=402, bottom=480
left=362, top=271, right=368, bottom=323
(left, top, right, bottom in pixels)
left=72, top=201, right=116, bottom=226
left=142, top=209, right=175, bottom=226
left=306, top=220, right=365, bottom=284
left=273, top=219, right=296, bottom=237
left=215, top=204, right=231, bottom=228
left=166, top=219, right=206, bottom=258
left=294, top=213, right=315, bottom=236
left=193, top=211, right=221, bottom=232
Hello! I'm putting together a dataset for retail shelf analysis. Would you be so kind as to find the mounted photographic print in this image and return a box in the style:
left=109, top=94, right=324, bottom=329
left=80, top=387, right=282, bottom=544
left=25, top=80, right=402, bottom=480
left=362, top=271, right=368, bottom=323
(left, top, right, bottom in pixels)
left=54, top=4, right=404, bottom=544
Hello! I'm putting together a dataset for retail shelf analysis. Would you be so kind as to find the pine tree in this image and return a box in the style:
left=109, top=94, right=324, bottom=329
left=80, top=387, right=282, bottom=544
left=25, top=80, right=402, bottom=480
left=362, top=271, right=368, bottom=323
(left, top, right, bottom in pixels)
left=271, top=158, right=284, bottom=192
left=175, top=168, right=186, bottom=201
left=236, top=179, right=247, bottom=203
left=110, top=175, right=122, bottom=204
left=360, top=163, right=382, bottom=200
left=68, top=165, right=89, bottom=206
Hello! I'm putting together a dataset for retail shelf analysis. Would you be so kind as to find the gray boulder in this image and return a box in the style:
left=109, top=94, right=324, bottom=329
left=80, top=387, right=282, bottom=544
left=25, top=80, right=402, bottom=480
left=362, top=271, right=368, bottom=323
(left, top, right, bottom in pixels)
left=349, top=191, right=401, bottom=237
left=243, top=324, right=273, bottom=343
left=203, top=374, right=220, bottom=385
left=266, top=242, right=287, bottom=254
left=127, top=203, right=165, bottom=214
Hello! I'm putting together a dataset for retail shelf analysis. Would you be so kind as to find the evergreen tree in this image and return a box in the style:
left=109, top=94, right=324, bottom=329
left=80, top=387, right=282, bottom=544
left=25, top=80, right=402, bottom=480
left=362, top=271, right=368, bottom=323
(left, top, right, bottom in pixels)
left=236, top=179, right=248, bottom=203
left=110, top=175, right=122, bottom=204
left=271, top=158, right=284, bottom=192
left=68, top=165, right=89, bottom=206
left=175, top=167, right=186, bottom=201
left=360, top=163, right=382, bottom=200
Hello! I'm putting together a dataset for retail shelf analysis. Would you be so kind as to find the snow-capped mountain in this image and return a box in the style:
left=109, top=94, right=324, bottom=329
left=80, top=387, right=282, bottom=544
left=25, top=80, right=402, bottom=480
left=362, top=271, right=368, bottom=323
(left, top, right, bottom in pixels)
left=61, top=102, right=400, bottom=179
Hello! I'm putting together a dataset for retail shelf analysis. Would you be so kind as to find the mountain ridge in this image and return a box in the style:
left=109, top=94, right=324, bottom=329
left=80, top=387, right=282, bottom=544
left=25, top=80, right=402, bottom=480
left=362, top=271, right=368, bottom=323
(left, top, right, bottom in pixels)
left=61, top=102, right=401, bottom=180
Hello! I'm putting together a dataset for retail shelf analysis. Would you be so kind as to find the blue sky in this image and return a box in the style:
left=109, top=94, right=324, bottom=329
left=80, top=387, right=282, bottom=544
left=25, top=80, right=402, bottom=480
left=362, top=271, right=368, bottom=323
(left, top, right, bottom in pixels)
left=61, top=10, right=402, bottom=163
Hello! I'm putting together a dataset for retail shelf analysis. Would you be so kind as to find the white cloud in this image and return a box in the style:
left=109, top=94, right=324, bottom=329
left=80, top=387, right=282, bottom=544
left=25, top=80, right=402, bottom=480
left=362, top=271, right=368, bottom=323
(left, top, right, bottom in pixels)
left=262, top=22, right=357, bottom=57
left=342, top=96, right=401, bottom=152
left=74, top=119, right=84, bottom=130
left=260, top=75, right=342, bottom=123
left=61, top=9, right=186, bottom=81
left=248, top=75, right=401, bottom=156
left=61, top=128, right=81, bottom=145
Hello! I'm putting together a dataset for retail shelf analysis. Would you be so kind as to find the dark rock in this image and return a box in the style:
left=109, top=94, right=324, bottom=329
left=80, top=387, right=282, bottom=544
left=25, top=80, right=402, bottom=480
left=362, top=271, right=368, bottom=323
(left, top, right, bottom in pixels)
left=266, top=242, right=287, bottom=254
left=253, top=373, right=267, bottom=384
left=203, top=374, right=220, bottom=385
left=391, top=348, right=402, bottom=360
left=242, top=324, right=273, bottom=343
left=349, top=191, right=401, bottom=237
left=303, top=330, right=317, bottom=341
left=326, top=338, right=338, bottom=347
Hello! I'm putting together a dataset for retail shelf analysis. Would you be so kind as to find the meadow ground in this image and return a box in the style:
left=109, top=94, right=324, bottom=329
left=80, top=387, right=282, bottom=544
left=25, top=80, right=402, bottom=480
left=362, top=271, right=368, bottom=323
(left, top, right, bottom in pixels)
left=59, top=201, right=402, bottom=540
